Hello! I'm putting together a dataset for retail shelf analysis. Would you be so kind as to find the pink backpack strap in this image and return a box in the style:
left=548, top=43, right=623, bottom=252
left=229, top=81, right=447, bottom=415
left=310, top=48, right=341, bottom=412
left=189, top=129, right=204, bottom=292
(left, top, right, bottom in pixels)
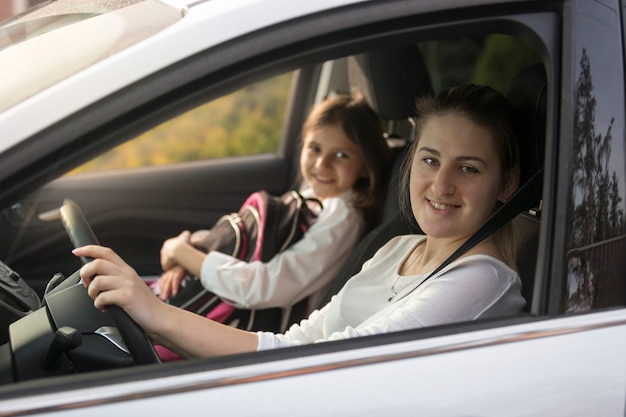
left=206, top=302, right=236, bottom=322
left=241, top=192, right=267, bottom=262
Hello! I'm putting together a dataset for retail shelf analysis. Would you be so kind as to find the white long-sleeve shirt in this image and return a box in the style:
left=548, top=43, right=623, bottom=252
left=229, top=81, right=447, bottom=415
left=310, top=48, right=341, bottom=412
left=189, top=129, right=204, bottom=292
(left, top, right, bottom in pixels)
left=200, top=189, right=365, bottom=312
left=257, top=234, right=525, bottom=350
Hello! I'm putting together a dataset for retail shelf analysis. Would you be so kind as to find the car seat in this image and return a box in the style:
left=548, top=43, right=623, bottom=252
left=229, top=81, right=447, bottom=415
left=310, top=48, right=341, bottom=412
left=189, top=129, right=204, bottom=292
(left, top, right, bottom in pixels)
left=348, top=43, right=434, bottom=224
left=315, top=44, right=433, bottom=308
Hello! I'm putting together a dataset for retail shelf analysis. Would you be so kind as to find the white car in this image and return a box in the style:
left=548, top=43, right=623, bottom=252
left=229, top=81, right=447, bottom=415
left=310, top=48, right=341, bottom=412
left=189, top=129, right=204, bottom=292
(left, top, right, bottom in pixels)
left=0, top=0, right=625, bottom=415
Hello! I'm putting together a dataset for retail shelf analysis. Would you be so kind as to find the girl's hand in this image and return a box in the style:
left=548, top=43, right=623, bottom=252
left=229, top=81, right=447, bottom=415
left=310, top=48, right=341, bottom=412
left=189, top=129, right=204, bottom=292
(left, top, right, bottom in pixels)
left=74, top=245, right=166, bottom=335
left=160, top=231, right=191, bottom=271
left=158, top=265, right=188, bottom=301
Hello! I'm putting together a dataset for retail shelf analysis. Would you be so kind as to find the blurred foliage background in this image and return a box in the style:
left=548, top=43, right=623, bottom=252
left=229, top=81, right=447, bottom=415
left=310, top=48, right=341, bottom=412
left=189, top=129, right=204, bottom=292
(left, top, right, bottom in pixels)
left=71, top=34, right=539, bottom=175
left=70, top=72, right=293, bottom=174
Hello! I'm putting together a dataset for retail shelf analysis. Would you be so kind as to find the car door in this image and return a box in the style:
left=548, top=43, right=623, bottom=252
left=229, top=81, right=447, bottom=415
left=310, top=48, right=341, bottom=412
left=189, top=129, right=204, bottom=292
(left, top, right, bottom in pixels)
left=2, top=0, right=626, bottom=415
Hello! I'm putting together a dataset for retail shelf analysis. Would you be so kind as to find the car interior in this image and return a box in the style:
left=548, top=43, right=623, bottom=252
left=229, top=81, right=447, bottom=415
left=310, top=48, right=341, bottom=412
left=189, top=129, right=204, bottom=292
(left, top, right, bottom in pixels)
left=0, top=27, right=549, bottom=384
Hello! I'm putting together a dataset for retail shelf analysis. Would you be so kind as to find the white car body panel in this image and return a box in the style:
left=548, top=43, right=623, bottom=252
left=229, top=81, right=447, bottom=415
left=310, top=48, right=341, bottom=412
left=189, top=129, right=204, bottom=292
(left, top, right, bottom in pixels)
left=1, top=310, right=625, bottom=415
left=0, top=0, right=369, bottom=152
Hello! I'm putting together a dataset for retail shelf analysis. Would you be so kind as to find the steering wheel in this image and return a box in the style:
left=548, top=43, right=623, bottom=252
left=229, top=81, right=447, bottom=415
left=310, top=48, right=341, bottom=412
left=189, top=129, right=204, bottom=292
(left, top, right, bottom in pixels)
left=59, top=199, right=160, bottom=365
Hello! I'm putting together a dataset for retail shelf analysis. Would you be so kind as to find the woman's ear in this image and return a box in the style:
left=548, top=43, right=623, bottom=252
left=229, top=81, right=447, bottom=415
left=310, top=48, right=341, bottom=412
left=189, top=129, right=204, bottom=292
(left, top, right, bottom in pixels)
left=499, top=164, right=520, bottom=202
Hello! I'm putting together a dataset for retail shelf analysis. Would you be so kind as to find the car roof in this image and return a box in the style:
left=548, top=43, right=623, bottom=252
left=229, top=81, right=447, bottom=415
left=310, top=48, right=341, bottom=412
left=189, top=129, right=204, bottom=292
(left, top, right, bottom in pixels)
left=0, top=0, right=371, bottom=153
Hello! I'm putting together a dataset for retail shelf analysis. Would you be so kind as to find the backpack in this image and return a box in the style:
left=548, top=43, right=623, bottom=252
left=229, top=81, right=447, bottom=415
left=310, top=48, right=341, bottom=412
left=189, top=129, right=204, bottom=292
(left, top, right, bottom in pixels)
left=166, top=190, right=322, bottom=332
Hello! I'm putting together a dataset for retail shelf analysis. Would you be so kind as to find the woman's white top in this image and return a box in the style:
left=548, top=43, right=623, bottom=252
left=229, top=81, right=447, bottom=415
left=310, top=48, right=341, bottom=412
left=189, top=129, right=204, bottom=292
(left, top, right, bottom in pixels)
left=257, top=234, right=525, bottom=350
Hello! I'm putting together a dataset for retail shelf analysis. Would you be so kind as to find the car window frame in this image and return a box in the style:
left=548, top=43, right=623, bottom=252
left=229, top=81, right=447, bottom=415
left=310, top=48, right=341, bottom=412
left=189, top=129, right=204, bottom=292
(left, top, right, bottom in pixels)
left=0, top=0, right=565, bottom=403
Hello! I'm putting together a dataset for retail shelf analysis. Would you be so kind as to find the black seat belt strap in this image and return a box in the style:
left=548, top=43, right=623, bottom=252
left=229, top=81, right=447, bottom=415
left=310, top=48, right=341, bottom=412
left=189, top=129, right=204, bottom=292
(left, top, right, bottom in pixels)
left=393, top=167, right=544, bottom=302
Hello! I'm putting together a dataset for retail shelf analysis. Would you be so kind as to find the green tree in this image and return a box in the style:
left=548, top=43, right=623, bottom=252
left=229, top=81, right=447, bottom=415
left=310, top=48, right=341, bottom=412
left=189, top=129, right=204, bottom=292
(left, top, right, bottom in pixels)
left=571, top=49, right=618, bottom=245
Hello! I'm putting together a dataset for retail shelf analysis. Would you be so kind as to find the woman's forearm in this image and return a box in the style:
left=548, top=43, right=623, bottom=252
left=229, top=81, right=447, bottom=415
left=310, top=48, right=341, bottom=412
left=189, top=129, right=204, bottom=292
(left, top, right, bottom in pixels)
left=75, top=245, right=256, bottom=358
left=153, top=302, right=259, bottom=358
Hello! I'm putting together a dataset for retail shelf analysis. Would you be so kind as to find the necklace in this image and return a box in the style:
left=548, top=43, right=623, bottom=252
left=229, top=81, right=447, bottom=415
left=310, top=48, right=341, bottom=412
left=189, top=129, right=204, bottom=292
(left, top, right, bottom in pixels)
left=388, top=247, right=422, bottom=302
left=388, top=276, right=404, bottom=302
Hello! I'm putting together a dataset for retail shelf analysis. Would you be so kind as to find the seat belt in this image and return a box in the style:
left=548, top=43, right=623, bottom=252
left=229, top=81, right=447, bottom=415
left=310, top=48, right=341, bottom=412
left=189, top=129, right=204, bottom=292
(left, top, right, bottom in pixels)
left=392, top=167, right=544, bottom=302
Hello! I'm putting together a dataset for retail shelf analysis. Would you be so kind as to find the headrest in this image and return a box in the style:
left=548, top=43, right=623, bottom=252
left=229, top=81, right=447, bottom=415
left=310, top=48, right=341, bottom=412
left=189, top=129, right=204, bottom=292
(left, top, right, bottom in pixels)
left=505, top=63, right=547, bottom=187
left=348, top=45, right=433, bottom=121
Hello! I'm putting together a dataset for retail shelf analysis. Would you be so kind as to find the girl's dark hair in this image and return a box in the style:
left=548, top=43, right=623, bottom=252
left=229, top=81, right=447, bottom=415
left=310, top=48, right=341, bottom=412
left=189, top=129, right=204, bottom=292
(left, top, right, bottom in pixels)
left=399, top=84, right=520, bottom=267
left=303, top=93, right=391, bottom=227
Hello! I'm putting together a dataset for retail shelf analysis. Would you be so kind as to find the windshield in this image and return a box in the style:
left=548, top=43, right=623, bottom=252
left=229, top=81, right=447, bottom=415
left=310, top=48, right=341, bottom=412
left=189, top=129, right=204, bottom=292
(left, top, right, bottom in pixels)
left=0, top=0, right=183, bottom=113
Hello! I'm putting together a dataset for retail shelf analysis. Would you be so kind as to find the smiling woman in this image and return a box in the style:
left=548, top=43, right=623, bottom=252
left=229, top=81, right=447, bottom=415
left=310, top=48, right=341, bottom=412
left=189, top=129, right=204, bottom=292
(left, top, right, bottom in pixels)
left=401, top=84, right=521, bottom=272
left=408, top=115, right=512, bottom=267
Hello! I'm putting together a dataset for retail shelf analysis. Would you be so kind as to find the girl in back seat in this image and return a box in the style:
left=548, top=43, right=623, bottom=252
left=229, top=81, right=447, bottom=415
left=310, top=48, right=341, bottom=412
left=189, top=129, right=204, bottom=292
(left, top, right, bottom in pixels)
left=154, top=93, right=391, bottom=331
left=75, top=84, right=525, bottom=357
